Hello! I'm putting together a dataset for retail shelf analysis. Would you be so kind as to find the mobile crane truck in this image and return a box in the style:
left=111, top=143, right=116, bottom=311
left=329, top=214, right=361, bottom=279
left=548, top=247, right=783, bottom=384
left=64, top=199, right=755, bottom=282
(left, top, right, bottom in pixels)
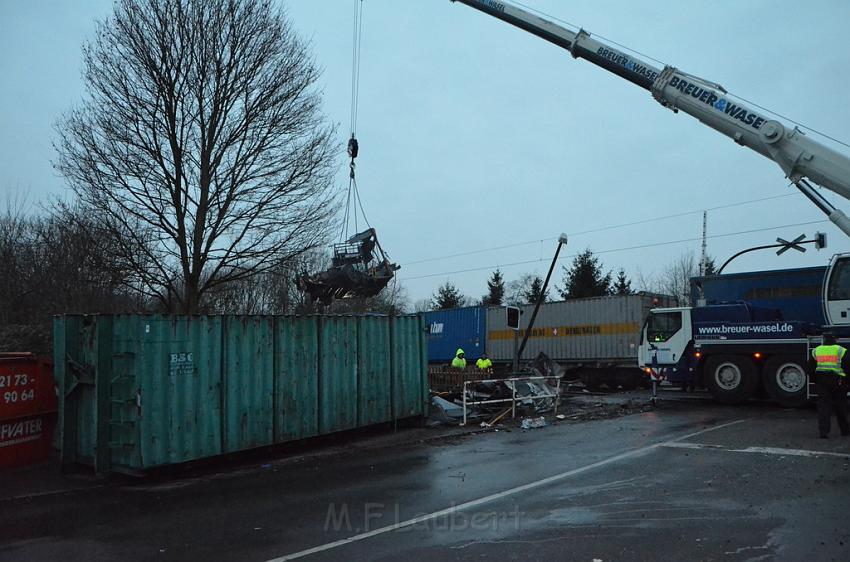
left=450, top=0, right=850, bottom=406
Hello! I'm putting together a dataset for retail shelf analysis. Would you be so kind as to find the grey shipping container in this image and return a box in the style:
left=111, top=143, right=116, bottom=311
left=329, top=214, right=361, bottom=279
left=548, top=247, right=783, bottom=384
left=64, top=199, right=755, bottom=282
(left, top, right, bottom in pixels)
left=486, top=293, right=677, bottom=365
left=54, top=313, right=428, bottom=475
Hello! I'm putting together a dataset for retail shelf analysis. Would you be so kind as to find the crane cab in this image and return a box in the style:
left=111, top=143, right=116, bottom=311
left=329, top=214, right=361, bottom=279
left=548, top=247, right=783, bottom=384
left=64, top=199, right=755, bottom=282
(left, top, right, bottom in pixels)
left=823, top=253, right=850, bottom=325
left=638, top=307, right=693, bottom=374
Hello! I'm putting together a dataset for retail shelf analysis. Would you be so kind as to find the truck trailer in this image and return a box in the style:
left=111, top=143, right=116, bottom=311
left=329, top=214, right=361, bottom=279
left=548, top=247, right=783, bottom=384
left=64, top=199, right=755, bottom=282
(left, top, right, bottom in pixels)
left=426, top=293, right=676, bottom=389
left=640, top=265, right=845, bottom=407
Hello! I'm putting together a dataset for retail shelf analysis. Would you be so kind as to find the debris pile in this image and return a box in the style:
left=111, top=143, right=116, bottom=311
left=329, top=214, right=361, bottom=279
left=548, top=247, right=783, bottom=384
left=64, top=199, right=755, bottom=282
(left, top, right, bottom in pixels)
left=428, top=353, right=562, bottom=428
left=520, top=416, right=547, bottom=429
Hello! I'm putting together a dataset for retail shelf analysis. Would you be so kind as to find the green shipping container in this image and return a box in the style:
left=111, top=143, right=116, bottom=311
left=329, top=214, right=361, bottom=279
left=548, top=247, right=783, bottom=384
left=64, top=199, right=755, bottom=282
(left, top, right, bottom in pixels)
left=53, top=314, right=427, bottom=474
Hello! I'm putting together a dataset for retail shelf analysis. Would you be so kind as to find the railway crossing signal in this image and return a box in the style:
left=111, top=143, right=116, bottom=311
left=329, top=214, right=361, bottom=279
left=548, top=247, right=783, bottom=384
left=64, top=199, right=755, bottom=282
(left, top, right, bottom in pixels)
left=776, top=234, right=807, bottom=255
left=506, top=306, right=521, bottom=330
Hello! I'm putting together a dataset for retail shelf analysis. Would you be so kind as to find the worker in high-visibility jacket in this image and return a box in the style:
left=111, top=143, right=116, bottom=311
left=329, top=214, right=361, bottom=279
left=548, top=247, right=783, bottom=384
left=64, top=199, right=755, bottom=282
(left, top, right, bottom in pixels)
left=808, top=333, right=850, bottom=439
left=451, top=348, right=467, bottom=370
left=476, top=352, right=493, bottom=372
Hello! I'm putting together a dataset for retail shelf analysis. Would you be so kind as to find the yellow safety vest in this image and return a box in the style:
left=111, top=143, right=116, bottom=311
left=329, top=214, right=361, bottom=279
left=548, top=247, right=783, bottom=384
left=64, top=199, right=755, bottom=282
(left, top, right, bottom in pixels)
left=476, top=358, right=493, bottom=370
left=812, top=344, right=847, bottom=377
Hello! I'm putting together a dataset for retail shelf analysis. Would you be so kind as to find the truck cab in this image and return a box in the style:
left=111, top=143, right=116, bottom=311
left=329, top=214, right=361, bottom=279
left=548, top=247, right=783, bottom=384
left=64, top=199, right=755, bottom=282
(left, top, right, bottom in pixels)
left=639, top=303, right=812, bottom=406
left=638, top=307, right=692, bottom=381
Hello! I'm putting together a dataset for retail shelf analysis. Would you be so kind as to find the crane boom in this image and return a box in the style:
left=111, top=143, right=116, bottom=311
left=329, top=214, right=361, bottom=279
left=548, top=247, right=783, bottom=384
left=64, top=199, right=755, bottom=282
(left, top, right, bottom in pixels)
left=451, top=0, right=850, bottom=236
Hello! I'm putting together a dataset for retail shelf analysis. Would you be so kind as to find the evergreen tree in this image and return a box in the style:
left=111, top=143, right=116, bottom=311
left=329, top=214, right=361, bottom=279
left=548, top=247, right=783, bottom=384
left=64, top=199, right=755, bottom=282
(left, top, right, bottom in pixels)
left=613, top=268, right=633, bottom=295
left=557, top=249, right=612, bottom=299
left=431, top=281, right=465, bottom=310
left=481, top=269, right=505, bottom=305
left=522, top=275, right=548, bottom=304
left=703, top=256, right=717, bottom=275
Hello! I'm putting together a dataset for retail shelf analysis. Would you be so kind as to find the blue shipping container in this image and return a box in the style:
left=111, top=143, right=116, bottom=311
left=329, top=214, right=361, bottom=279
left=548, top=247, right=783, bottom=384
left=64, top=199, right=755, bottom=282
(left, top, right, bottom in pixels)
left=424, top=306, right=487, bottom=363
left=691, top=266, right=826, bottom=325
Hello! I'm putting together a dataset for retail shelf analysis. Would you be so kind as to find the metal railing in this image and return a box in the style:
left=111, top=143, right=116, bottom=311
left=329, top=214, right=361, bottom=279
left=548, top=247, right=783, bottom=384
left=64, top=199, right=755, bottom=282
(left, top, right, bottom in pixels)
left=806, top=335, right=821, bottom=400
left=461, top=375, right=561, bottom=425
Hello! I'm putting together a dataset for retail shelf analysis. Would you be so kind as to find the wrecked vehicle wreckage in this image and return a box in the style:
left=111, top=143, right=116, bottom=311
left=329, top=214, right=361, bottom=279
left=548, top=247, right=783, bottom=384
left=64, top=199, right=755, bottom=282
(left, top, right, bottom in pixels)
left=297, top=228, right=400, bottom=305
left=429, top=352, right=565, bottom=426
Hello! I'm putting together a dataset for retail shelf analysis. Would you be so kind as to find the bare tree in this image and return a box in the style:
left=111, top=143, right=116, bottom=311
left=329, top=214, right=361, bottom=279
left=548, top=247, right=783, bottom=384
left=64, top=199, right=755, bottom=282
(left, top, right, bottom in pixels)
left=325, top=279, right=410, bottom=315
left=0, top=194, right=32, bottom=325
left=0, top=198, right=140, bottom=353
left=649, top=251, right=699, bottom=305
left=204, top=248, right=325, bottom=314
left=55, top=0, right=339, bottom=313
left=505, top=273, right=536, bottom=306
left=413, top=299, right=431, bottom=313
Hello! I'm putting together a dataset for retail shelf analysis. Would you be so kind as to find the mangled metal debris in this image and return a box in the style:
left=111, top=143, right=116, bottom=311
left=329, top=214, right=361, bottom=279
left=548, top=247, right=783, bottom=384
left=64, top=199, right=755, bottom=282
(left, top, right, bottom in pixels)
left=520, top=416, right=547, bottom=429
left=297, top=228, right=400, bottom=305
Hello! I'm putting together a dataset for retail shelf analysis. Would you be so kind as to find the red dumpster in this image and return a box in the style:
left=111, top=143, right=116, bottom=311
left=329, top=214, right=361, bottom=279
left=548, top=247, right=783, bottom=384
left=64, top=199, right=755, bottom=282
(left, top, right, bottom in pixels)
left=0, top=353, right=57, bottom=469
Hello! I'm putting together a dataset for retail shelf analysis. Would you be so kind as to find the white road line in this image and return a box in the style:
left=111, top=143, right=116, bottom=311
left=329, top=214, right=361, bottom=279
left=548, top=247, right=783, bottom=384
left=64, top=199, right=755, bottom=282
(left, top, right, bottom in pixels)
left=663, top=442, right=850, bottom=460
left=266, top=418, right=749, bottom=561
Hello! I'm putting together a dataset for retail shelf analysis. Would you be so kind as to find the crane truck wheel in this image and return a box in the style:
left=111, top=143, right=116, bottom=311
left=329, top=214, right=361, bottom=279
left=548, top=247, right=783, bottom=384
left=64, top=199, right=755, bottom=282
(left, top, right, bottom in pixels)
left=762, top=356, right=808, bottom=408
left=703, top=355, right=759, bottom=404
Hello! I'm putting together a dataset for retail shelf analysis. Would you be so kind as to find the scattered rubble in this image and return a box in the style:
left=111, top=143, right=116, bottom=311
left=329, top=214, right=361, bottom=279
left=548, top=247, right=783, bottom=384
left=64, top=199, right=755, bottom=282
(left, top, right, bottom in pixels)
left=428, top=352, right=657, bottom=430
left=520, top=417, right=547, bottom=429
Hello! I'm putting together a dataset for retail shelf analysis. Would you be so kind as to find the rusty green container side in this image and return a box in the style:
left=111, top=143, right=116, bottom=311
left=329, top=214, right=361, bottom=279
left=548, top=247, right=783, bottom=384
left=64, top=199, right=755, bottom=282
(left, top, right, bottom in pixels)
left=319, top=317, right=358, bottom=433
left=147, top=315, right=223, bottom=467
left=108, top=315, right=141, bottom=470
left=54, top=315, right=98, bottom=465
left=275, top=316, right=319, bottom=442
left=224, top=316, right=274, bottom=453
left=391, top=315, right=426, bottom=419
left=53, top=315, right=72, bottom=463
left=55, top=313, right=426, bottom=474
left=357, top=317, right=391, bottom=426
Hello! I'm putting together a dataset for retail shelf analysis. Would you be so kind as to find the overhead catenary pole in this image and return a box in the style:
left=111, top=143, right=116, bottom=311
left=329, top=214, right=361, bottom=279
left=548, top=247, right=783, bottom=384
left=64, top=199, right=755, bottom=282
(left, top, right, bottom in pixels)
left=517, top=233, right=568, bottom=362
left=700, top=210, right=707, bottom=276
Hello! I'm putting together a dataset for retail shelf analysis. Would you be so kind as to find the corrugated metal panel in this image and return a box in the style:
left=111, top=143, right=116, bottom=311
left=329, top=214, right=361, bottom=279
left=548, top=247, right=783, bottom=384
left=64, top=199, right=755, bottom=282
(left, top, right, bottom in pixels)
left=53, top=315, right=72, bottom=463
left=55, top=313, right=426, bottom=474
left=0, top=354, right=57, bottom=421
left=392, top=315, right=425, bottom=418
left=424, top=306, right=487, bottom=362
left=357, top=317, right=391, bottom=426
left=54, top=315, right=101, bottom=466
left=275, top=316, right=319, bottom=442
left=486, top=294, right=673, bottom=363
left=319, top=316, right=358, bottom=434
left=129, top=315, right=224, bottom=468
left=693, top=267, right=825, bottom=324
left=76, top=318, right=98, bottom=465
left=224, top=316, right=274, bottom=453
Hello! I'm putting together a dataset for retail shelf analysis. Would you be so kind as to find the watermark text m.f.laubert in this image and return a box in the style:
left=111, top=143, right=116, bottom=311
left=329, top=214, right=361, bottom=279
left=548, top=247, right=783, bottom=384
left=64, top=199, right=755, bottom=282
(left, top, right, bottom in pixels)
left=324, top=502, right=523, bottom=533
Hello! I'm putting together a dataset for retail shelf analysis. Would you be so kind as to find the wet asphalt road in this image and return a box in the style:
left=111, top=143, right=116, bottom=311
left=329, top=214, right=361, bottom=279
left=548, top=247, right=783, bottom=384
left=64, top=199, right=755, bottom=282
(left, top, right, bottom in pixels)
left=2, top=400, right=849, bottom=562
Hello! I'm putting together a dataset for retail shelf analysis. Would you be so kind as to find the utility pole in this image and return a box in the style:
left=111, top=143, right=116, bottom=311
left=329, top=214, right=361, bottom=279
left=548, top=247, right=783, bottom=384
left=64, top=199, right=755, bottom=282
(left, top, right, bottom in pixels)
left=700, top=210, right=708, bottom=276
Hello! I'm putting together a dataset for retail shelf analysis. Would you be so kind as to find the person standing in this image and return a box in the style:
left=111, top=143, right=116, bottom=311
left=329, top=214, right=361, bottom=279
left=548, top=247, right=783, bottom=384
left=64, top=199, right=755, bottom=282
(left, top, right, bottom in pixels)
left=451, top=348, right=467, bottom=370
left=808, top=333, right=850, bottom=438
left=476, top=352, right=493, bottom=372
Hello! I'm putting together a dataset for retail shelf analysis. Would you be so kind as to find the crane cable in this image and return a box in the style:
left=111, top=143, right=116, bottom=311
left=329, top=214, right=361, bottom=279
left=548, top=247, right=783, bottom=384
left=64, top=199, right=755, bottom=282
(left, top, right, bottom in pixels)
left=341, top=0, right=373, bottom=242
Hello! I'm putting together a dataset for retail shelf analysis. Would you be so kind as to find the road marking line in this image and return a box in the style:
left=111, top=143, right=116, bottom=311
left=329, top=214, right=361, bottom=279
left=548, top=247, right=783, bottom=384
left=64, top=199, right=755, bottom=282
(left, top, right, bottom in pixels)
left=266, top=418, right=749, bottom=561
left=662, top=442, right=850, bottom=460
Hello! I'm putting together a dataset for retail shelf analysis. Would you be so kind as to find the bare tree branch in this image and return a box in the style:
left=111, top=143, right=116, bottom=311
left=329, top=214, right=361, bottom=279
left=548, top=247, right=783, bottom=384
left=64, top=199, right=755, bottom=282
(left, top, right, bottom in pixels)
left=54, top=0, right=339, bottom=312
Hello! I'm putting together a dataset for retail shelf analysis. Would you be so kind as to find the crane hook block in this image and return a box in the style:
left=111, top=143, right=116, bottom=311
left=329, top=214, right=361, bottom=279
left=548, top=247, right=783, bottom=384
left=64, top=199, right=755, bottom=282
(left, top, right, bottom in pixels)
left=347, top=137, right=359, bottom=159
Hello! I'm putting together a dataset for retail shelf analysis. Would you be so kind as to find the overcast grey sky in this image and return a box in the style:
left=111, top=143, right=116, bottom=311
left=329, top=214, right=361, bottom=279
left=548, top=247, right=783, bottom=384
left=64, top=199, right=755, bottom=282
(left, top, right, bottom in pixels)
left=2, top=0, right=850, bottom=305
